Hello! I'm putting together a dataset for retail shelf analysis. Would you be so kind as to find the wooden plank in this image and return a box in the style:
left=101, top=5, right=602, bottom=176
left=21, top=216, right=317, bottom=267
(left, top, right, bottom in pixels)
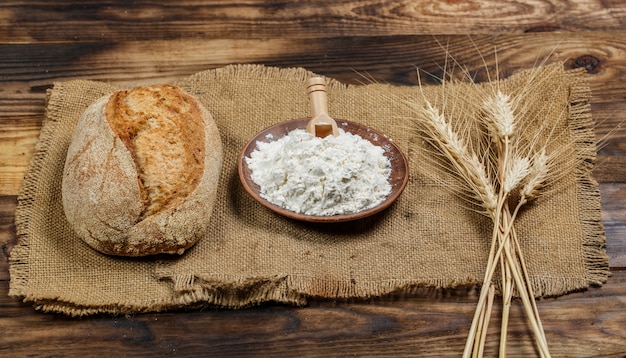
left=1, top=33, right=625, bottom=90
left=0, top=273, right=625, bottom=356
left=0, top=126, right=38, bottom=196
left=0, top=0, right=625, bottom=41
left=602, top=183, right=626, bottom=267
left=0, top=196, right=16, bottom=282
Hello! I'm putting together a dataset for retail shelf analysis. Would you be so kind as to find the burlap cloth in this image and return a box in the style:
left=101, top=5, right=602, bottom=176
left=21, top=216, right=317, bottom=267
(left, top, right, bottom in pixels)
left=9, top=63, right=609, bottom=316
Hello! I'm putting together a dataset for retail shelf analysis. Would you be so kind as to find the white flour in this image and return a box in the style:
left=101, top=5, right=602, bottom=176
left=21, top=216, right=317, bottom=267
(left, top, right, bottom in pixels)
left=245, top=128, right=392, bottom=216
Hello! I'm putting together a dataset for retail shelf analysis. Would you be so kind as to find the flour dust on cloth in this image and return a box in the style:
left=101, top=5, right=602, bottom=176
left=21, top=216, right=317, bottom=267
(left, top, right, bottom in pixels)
left=9, top=63, right=608, bottom=315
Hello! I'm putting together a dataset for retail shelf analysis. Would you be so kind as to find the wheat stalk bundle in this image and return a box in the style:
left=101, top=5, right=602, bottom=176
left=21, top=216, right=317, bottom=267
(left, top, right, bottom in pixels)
left=403, top=60, right=582, bottom=357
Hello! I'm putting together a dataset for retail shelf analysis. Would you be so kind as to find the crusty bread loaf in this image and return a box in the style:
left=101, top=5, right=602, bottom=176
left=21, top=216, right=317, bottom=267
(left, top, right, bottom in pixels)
left=62, top=85, right=223, bottom=256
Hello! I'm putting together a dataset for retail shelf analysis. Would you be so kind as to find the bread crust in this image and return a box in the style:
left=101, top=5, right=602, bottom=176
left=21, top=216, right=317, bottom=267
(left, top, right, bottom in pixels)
left=62, top=85, right=223, bottom=256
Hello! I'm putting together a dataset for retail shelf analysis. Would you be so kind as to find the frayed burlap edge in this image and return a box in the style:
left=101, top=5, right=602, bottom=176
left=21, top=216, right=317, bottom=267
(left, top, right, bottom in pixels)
left=566, top=68, right=610, bottom=287
left=8, top=83, right=78, bottom=300
left=178, top=63, right=348, bottom=92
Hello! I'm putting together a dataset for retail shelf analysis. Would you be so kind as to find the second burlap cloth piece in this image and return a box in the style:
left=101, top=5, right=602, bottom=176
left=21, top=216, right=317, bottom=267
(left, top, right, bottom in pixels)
left=10, top=64, right=609, bottom=316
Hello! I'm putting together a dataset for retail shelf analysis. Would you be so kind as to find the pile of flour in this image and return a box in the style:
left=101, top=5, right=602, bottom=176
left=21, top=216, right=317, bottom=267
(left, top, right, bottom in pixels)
left=245, top=128, right=392, bottom=216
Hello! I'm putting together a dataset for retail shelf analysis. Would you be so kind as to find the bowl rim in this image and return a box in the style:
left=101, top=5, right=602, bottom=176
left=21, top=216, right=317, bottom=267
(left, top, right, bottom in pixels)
left=237, top=118, right=409, bottom=223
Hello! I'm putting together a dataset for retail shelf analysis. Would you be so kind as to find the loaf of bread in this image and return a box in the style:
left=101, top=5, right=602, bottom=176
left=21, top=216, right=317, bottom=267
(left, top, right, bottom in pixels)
left=62, top=85, right=223, bottom=256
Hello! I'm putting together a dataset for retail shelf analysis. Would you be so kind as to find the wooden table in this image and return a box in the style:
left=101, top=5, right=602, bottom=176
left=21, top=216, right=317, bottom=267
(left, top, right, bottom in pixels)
left=1, top=1, right=625, bottom=356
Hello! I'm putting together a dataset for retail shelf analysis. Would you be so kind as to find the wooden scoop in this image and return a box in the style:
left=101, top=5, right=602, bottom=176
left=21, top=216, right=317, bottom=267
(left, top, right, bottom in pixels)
left=306, top=77, right=339, bottom=138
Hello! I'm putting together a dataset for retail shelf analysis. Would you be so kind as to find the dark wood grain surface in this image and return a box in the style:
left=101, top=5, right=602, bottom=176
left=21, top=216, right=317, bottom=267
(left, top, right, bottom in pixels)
left=1, top=1, right=626, bottom=356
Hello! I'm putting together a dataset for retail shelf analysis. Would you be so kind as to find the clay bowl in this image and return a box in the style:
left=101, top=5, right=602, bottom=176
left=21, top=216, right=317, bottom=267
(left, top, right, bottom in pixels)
left=238, top=118, right=409, bottom=223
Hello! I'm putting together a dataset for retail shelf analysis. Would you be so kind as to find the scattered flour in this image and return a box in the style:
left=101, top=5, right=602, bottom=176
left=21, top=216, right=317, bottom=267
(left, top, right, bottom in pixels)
left=245, top=128, right=392, bottom=216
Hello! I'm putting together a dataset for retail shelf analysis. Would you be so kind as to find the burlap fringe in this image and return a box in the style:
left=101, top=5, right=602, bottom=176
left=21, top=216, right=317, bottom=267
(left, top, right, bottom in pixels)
left=8, top=86, right=65, bottom=299
left=566, top=68, right=611, bottom=287
left=161, top=273, right=598, bottom=311
left=178, top=63, right=348, bottom=92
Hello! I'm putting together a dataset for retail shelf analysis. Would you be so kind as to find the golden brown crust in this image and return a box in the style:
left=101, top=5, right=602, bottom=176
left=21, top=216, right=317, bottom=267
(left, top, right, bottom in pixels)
left=62, top=85, right=223, bottom=257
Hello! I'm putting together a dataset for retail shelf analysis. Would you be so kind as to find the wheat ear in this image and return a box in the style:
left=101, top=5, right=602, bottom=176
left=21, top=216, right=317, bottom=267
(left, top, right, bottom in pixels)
left=411, top=100, right=498, bottom=216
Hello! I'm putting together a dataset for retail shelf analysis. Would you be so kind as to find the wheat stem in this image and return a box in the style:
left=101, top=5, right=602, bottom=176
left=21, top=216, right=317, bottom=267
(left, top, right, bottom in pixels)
left=478, top=285, right=495, bottom=358
left=473, top=295, right=487, bottom=358
left=502, top=235, right=551, bottom=357
left=510, top=203, right=549, bottom=349
left=490, top=197, right=549, bottom=357
left=462, top=194, right=508, bottom=358
left=499, top=206, right=514, bottom=357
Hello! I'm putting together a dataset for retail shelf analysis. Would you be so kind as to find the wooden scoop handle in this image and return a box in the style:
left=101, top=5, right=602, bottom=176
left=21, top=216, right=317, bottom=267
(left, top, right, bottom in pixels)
left=307, top=77, right=329, bottom=118
left=306, top=77, right=339, bottom=137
